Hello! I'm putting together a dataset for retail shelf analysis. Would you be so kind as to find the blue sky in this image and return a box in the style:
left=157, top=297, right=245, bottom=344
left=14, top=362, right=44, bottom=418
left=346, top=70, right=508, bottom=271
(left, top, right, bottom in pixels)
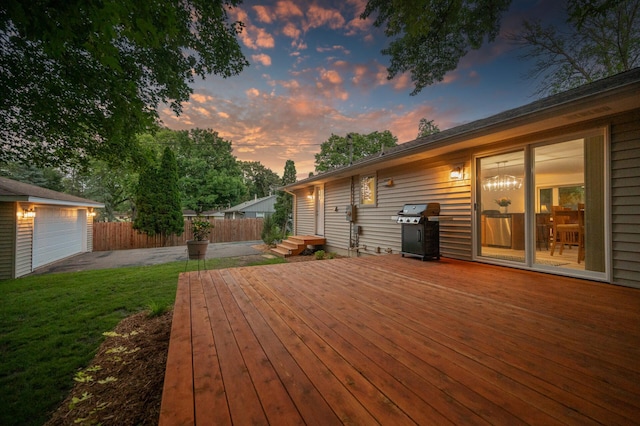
left=159, top=0, right=567, bottom=178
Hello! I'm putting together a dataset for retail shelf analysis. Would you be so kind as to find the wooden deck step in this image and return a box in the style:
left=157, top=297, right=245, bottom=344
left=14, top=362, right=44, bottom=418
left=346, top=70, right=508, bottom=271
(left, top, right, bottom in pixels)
left=271, top=235, right=326, bottom=257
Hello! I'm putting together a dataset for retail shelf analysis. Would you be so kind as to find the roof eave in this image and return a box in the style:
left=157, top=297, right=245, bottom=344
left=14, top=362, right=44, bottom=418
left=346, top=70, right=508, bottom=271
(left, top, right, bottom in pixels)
left=286, top=70, right=640, bottom=191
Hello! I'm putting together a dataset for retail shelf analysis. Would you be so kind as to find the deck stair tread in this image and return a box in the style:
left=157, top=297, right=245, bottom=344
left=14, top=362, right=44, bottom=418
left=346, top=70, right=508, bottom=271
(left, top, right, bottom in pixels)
left=271, top=235, right=326, bottom=257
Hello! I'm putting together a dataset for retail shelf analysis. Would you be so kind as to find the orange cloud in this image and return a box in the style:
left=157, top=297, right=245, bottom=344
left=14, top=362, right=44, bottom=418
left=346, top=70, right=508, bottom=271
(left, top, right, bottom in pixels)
left=252, top=5, right=273, bottom=23
left=305, top=5, right=345, bottom=31
left=251, top=53, right=272, bottom=66
left=190, top=93, right=213, bottom=104
left=275, top=0, right=303, bottom=18
left=320, top=68, right=343, bottom=85
left=282, top=22, right=301, bottom=40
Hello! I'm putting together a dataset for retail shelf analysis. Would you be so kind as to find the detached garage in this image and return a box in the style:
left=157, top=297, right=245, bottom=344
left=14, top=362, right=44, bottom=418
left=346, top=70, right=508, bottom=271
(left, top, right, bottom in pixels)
left=0, top=177, right=104, bottom=279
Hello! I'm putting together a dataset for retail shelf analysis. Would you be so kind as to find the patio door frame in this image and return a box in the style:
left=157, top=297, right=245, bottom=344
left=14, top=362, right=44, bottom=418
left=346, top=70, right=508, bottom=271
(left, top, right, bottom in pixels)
left=314, top=185, right=325, bottom=236
left=472, top=127, right=611, bottom=282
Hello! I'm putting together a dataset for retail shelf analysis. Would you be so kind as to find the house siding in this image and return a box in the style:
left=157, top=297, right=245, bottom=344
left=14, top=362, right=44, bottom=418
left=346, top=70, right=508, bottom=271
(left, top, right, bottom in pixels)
left=15, top=206, right=34, bottom=278
left=295, top=192, right=315, bottom=236
left=307, top=154, right=472, bottom=258
left=0, top=202, right=16, bottom=280
left=87, top=214, right=94, bottom=252
left=323, top=178, right=352, bottom=252
left=611, top=110, right=640, bottom=288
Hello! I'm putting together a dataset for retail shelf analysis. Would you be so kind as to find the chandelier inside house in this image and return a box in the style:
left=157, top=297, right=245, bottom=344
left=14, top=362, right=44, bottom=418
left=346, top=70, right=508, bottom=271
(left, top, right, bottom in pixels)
left=482, top=161, right=523, bottom=191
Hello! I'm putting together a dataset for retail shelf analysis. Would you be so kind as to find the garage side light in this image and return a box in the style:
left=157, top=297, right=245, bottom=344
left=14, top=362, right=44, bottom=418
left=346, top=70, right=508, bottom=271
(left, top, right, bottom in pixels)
left=18, top=208, right=36, bottom=219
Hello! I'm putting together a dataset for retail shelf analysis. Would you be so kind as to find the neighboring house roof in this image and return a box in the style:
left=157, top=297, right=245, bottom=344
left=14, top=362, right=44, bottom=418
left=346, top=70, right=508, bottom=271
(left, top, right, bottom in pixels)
left=223, top=195, right=276, bottom=213
left=287, top=67, right=640, bottom=190
left=0, top=176, right=104, bottom=207
left=183, top=209, right=223, bottom=217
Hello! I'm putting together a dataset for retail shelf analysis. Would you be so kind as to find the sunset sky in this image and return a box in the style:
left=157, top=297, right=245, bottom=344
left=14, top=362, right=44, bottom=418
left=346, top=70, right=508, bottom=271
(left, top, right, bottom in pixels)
left=159, top=0, right=565, bottom=179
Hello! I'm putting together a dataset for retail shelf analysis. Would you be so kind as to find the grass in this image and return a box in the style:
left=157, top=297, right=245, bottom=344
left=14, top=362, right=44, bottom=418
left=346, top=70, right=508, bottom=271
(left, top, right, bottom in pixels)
left=0, top=256, right=285, bottom=426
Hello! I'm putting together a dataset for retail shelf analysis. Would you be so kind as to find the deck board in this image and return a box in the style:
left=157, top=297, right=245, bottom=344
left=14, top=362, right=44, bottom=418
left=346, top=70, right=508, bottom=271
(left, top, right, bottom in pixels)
left=160, top=256, right=640, bottom=425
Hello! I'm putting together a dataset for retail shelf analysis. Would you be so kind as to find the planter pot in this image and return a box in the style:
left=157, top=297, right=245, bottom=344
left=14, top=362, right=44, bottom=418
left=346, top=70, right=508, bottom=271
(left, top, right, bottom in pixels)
left=187, top=240, right=209, bottom=260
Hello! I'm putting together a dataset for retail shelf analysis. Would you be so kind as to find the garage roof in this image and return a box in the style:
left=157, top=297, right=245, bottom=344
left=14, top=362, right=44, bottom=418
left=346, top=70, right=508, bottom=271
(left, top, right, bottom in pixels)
left=0, top=176, right=105, bottom=207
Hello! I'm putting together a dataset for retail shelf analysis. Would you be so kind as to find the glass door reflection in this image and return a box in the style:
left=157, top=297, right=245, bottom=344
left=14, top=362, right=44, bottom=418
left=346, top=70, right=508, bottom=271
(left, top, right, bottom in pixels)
left=478, top=151, right=526, bottom=262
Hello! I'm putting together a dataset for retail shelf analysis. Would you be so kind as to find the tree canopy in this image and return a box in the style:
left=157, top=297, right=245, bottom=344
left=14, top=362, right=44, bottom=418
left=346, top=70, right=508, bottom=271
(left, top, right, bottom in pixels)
left=362, top=0, right=511, bottom=95
left=151, top=128, right=247, bottom=213
left=133, top=147, right=184, bottom=244
left=417, top=118, right=441, bottom=138
left=0, top=0, right=248, bottom=168
left=240, top=161, right=281, bottom=199
left=511, top=0, right=640, bottom=95
left=314, top=131, right=398, bottom=172
left=273, top=160, right=297, bottom=232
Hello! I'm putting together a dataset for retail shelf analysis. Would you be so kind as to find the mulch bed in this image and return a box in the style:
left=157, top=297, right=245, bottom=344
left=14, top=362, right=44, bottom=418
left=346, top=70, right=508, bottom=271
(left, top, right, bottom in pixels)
left=44, top=249, right=329, bottom=425
left=45, top=311, right=172, bottom=426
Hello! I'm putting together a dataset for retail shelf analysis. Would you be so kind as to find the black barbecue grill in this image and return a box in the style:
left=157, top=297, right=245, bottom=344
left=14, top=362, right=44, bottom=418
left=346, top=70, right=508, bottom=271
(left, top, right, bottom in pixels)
left=397, top=203, right=441, bottom=260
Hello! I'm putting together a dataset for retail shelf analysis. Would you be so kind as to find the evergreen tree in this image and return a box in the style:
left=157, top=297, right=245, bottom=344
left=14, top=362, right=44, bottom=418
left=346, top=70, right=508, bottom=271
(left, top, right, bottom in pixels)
left=133, top=147, right=184, bottom=245
left=133, top=163, right=159, bottom=237
left=273, top=160, right=297, bottom=233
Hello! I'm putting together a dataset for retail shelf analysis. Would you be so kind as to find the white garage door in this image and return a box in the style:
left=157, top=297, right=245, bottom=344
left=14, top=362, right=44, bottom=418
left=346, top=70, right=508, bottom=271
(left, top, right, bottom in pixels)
left=33, top=207, right=86, bottom=268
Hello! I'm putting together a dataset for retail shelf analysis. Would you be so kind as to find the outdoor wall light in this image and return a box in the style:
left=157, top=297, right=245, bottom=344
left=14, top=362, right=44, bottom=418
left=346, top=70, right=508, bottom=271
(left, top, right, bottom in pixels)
left=88, top=208, right=97, bottom=217
left=306, top=188, right=315, bottom=200
left=450, top=164, right=464, bottom=181
left=384, top=178, right=394, bottom=187
left=18, top=208, right=36, bottom=219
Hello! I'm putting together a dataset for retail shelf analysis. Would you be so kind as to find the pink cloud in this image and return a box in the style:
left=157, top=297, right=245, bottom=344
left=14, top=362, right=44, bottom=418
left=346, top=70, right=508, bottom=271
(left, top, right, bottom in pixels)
left=190, top=93, right=213, bottom=104
left=282, top=22, right=301, bottom=40
left=252, top=5, right=273, bottom=23
left=251, top=53, right=272, bottom=66
left=275, top=0, right=303, bottom=19
left=305, top=5, right=345, bottom=31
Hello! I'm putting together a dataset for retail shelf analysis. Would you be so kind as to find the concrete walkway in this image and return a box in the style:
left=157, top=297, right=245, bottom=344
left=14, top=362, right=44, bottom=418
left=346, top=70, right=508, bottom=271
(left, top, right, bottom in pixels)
left=32, top=241, right=268, bottom=274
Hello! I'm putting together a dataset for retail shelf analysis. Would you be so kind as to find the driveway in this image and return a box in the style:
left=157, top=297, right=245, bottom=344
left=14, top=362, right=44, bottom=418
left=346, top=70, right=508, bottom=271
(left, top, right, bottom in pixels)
left=32, top=241, right=270, bottom=274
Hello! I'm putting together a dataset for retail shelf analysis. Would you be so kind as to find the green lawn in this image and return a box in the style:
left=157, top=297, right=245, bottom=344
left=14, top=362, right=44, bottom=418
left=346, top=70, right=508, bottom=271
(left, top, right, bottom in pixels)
left=0, top=256, right=285, bottom=426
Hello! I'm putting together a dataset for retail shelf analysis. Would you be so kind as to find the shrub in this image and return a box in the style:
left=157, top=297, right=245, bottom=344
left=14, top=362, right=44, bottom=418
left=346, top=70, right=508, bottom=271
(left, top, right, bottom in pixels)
left=191, top=216, right=213, bottom=241
left=314, top=250, right=325, bottom=260
left=326, top=252, right=337, bottom=259
left=261, top=214, right=282, bottom=247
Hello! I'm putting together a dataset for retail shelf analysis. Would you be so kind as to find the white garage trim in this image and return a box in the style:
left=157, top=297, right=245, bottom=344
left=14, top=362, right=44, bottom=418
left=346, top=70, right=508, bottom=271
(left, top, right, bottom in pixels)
left=33, top=207, right=87, bottom=268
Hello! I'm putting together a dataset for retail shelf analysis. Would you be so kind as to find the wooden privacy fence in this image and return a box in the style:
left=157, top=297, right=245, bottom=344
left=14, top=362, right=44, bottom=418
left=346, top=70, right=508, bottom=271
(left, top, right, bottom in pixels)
left=93, top=219, right=264, bottom=251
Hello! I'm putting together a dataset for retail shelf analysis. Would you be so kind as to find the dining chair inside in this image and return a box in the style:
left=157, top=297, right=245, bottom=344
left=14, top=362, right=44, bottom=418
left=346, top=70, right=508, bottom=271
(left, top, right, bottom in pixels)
left=550, top=205, right=585, bottom=264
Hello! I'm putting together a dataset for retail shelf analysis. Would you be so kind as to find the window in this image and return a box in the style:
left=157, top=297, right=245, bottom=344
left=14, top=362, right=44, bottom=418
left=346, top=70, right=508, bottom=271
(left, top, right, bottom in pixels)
left=359, top=174, right=376, bottom=206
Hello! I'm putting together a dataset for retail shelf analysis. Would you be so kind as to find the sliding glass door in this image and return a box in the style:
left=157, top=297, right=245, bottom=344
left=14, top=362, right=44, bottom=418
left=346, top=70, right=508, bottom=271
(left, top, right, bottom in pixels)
left=533, top=135, right=606, bottom=274
left=476, top=132, right=608, bottom=280
left=477, top=151, right=526, bottom=263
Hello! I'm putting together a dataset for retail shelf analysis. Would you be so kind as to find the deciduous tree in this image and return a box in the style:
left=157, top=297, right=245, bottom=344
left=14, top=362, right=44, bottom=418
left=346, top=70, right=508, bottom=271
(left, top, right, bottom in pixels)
left=314, top=131, right=398, bottom=172
left=510, top=0, right=640, bottom=95
left=240, top=161, right=281, bottom=199
left=417, top=118, right=441, bottom=138
left=362, top=0, right=511, bottom=95
left=1, top=0, right=248, bottom=167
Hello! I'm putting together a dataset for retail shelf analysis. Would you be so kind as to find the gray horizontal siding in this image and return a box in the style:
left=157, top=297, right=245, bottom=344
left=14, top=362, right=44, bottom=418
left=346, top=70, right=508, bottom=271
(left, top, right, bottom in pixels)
left=15, top=211, right=33, bottom=278
left=294, top=191, right=315, bottom=236
left=611, top=110, right=640, bottom=288
left=0, top=202, right=16, bottom=280
left=311, top=154, right=472, bottom=259
left=323, top=178, right=351, bottom=253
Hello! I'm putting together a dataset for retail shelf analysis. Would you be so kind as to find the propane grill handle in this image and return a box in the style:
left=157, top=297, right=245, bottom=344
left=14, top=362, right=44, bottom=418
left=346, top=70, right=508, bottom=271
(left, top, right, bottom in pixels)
left=417, top=229, right=422, bottom=242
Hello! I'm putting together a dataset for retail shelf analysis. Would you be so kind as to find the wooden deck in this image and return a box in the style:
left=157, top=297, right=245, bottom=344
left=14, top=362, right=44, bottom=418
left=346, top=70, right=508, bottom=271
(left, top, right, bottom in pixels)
left=159, top=256, right=640, bottom=425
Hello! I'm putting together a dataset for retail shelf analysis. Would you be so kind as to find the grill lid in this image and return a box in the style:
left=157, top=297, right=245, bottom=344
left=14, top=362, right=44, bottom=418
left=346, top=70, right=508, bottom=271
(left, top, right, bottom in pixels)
left=396, top=203, right=440, bottom=224
left=398, top=203, right=440, bottom=217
